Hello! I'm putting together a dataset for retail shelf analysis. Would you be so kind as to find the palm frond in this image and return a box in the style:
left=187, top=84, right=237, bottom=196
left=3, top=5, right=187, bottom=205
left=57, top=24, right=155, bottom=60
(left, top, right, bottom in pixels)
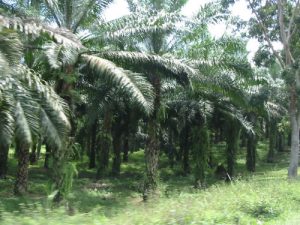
left=11, top=65, right=70, bottom=149
left=124, top=71, right=154, bottom=113
left=217, top=103, right=253, bottom=134
left=14, top=100, right=38, bottom=146
left=96, top=10, right=184, bottom=42
left=95, top=51, right=196, bottom=86
left=194, top=2, right=228, bottom=26
left=0, top=30, right=23, bottom=66
left=161, top=78, right=178, bottom=93
left=17, top=66, right=70, bottom=129
left=72, top=0, right=113, bottom=32
left=192, top=73, right=249, bottom=108
left=167, top=99, right=213, bottom=126
left=264, top=101, right=287, bottom=120
left=40, top=107, right=67, bottom=151
left=81, top=54, right=154, bottom=114
left=0, top=51, right=9, bottom=74
left=44, top=42, right=79, bottom=69
left=0, top=14, right=83, bottom=48
left=0, top=93, right=14, bottom=146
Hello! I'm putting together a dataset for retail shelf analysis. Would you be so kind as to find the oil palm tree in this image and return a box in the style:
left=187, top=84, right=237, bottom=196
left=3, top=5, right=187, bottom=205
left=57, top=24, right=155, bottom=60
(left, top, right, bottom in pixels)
left=0, top=29, right=70, bottom=194
left=119, top=0, right=196, bottom=198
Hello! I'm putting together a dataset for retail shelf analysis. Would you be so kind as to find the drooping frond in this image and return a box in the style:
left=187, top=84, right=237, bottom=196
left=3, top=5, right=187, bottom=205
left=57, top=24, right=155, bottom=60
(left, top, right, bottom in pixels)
left=166, top=99, right=213, bottom=126
left=0, top=30, right=23, bottom=66
left=123, top=71, right=154, bottom=113
left=0, top=93, right=14, bottom=145
left=192, top=73, right=249, bottom=108
left=0, top=51, right=9, bottom=74
left=161, top=78, right=178, bottom=93
left=186, top=37, right=253, bottom=79
left=0, top=17, right=71, bottom=149
left=72, top=0, right=113, bottom=32
left=44, top=42, right=79, bottom=69
left=0, top=14, right=83, bottom=48
left=2, top=65, right=71, bottom=149
left=40, top=107, right=67, bottom=151
left=264, top=101, right=287, bottom=120
left=192, top=56, right=253, bottom=80
left=81, top=54, right=154, bottom=114
left=95, top=51, right=196, bottom=86
left=217, top=102, right=253, bottom=134
left=17, top=66, right=70, bottom=130
left=14, top=100, right=38, bottom=146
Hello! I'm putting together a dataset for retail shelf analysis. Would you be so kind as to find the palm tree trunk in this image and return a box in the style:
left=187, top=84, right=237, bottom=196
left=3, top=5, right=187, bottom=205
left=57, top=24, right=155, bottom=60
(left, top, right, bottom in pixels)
left=36, top=137, right=42, bottom=160
left=167, top=129, right=175, bottom=168
left=143, top=118, right=160, bottom=199
left=122, top=121, right=129, bottom=162
left=246, top=133, right=257, bottom=172
left=112, top=131, right=122, bottom=176
left=246, top=114, right=257, bottom=172
left=143, top=77, right=161, bottom=200
left=89, top=121, right=97, bottom=169
left=97, top=109, right=112, bottom=178
left=192, top=126, right=209, bottom=187
left=44, top=144, right=51, bottom=169
left=0, top=143, right=9, bottom=178
left=29, top=141, right=37, bottom=164
left=14, top=143, right=30, bottom=195
left=225, top=120, right=241, bottom=178
left=240, top=132, right=247, bottom=148
left=180, top=126, right=190, bottom=175
left=277, top=132, right=285, bottom=152
left=123, top=137, right=129, bottom=162
left=265, top=121, right=269, bottom=139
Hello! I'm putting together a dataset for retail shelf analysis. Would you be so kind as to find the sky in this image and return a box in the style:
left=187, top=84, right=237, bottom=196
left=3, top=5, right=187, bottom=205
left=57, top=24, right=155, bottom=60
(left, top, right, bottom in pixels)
left=102, top=0, right=280, bottom=61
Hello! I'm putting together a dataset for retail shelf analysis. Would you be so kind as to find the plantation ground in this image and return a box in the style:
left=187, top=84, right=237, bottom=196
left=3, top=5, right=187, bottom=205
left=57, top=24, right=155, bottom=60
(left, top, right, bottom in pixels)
left=1, top=143, right=300, bottom=225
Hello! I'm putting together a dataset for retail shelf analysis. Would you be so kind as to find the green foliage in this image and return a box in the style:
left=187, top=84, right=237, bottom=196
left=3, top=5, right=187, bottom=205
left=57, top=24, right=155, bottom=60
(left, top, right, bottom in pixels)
left=277, top=117, right=290, bottom=134
left=81, top=54, right=155, bottom=114
left=0, top=0, right=295, bottom=219
left=1, top=149, right=300, bottom=225
left=49, top=153, right=78, bottom=201
left=59, top=162, right=78, bottom=198
left=282, top=67, right=295, bottom=85
left=242, top=199, right=281, bottom=219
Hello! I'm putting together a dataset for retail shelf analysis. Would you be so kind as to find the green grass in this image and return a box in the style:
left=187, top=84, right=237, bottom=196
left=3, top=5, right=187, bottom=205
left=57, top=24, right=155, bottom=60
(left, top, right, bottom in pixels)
left=1, top=143, right=300, bottom=224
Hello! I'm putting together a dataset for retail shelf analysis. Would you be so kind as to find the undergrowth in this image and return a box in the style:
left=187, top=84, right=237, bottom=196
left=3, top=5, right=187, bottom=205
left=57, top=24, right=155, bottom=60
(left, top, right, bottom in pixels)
left=1, top=143, right=300, bottom=225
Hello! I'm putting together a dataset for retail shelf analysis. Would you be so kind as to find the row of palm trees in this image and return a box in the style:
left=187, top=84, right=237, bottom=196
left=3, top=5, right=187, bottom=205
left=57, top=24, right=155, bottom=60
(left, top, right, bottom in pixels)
left=0, top=0, right=288, bottom=200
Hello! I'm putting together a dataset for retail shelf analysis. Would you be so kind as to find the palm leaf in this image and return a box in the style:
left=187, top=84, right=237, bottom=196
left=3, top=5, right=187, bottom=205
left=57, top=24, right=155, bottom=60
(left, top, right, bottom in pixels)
left=13, top=65, right=70, bottom=149
left=217, top=103, right=253, bottom=134
left=0, top=14, right=83, bottom=48
left=44, top=42, right=79, bottom=69
left=14, top=100, right=39, bottom=146
left=95, top=51, right=196, bottom=86
left=0, top=30, right=23, bottom=66
left=0, top=93, right=14, bottom=146
left=95, top=9, right=184, bottom=42
left=81, top=54, right=154, bottom=114
left=40, top=107, right=68, bottom=151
